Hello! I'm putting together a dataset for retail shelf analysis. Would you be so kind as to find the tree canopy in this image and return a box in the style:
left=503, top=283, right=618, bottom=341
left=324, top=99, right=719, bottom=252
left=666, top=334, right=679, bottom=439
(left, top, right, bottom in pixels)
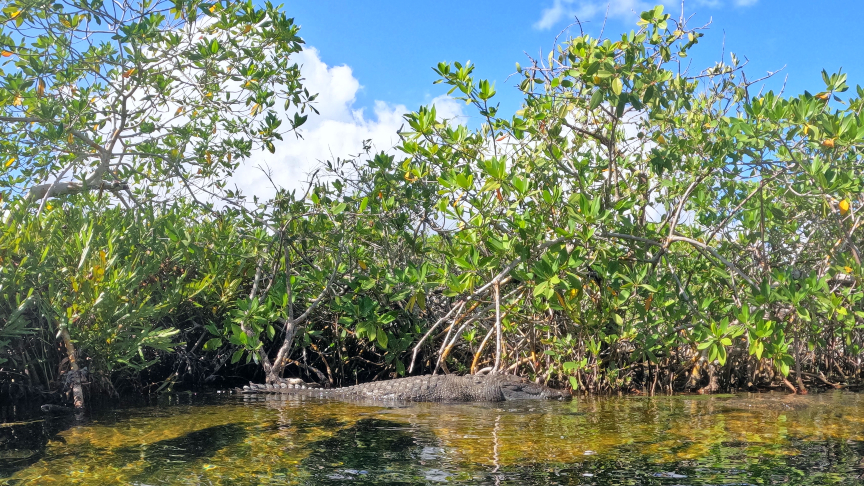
left=0, top=0, right=315, bottom=209
left=0, top=5, right=862, bottom=404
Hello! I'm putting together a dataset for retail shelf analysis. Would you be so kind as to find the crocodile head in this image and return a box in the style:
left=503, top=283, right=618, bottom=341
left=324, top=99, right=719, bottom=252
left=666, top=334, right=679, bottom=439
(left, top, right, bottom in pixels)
left=495, top=375, right=572, bottom=401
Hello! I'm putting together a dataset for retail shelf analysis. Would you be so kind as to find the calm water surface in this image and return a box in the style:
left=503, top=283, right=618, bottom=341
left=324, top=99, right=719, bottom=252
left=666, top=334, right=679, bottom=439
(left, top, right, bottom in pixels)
left=2, top=391, right=864, bottom=484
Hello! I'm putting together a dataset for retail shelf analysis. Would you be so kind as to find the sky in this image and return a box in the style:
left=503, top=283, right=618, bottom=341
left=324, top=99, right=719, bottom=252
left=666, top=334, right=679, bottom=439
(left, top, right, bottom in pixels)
left=233, top=0, right=864, bottom=197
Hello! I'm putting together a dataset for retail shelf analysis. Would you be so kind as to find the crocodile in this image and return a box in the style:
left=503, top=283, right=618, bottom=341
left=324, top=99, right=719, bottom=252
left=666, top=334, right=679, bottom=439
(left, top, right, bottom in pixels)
left=239, top=374, right=571, bottom=402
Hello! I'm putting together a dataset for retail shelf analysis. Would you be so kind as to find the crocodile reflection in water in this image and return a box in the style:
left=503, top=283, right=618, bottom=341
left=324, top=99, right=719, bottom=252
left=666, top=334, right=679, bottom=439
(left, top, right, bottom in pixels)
left=719, top=394, right=813, bottom=412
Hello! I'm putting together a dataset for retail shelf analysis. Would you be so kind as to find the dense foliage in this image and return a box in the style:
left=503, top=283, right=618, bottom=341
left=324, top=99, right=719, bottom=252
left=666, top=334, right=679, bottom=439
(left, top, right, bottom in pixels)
left=0, top=0, right=314, bottom=204
left=1, top=5, right=862, bottom=402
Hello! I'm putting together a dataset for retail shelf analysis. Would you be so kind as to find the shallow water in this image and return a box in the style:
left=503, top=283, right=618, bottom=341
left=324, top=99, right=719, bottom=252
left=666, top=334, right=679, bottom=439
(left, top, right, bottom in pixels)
left=2, top=391, right=864, bottom=485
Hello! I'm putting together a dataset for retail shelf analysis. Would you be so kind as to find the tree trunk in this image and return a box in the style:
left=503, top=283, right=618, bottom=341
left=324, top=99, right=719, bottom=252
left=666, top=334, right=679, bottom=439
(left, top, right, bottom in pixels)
left=29, top=180, right=128, bottom=201
left=59, top=327, right=85, bottom=410
left=697, top=362, right=720, bottom=394
left=264, top=318, right=299, bottom=383
left=792, top=331, right=808, bottom=394
left=262, top=244, right=299, bottom=383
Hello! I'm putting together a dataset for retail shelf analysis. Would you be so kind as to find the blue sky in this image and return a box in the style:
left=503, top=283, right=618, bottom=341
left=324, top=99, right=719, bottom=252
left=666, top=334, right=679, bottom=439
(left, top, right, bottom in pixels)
left=240, top=0, right=864, bottom=195
left=285, top=0, right=863, bottom=118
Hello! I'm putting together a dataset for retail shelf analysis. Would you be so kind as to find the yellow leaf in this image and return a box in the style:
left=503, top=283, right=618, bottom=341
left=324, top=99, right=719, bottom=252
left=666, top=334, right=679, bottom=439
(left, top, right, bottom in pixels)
left=844, top=266, right=853, bottom=273
left=36, top=79, right=45, bottom=97
left=9, top=10, right=20, bottom=19
left=821, top=138, right=835, bottom=149
left=209, top=4, right=217, bottom=12
left=5, top=157, right=15, bottom=168
left=839, top=199, right=850, bottom=215
left=1, top=50, right=13, bottom=57
left=358, top=260, right=367, bottom=270
left=554, top=292, right=567, bottom=308
left=122, top=68, right=135, bottom=78
left=12, top=95, right=21, bottom=106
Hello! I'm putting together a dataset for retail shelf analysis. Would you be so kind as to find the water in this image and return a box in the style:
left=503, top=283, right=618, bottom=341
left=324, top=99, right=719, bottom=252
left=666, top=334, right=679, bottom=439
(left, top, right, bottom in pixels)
left=2, top=391, right=864, bottom=484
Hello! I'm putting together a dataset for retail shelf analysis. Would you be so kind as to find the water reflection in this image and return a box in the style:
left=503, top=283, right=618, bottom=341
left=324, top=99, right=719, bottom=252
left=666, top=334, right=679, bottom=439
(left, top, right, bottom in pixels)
left=119, top=423, right=247, bottom=483
left=302, top=418, right=443, bottom=484
left=2, top=391, right=864, bottom=484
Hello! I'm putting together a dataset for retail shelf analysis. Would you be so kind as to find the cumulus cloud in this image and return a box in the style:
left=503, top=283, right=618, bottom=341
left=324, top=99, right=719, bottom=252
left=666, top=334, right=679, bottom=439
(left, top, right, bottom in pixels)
left=533, top=0, right=758, bottom=30
left=230, top=47, right=464, bottom=201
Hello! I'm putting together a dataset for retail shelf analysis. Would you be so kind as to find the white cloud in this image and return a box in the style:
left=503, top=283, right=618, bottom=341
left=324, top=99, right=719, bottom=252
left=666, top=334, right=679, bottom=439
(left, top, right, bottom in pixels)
left=429, top=94, right=469, bottom=125
left=533, top=0, right=758, bottom=30
left=534, top=0, right=658, bottom=29
left=229, top=47, right=464, bottom=201
left=535, top=0, right=571, bottom=30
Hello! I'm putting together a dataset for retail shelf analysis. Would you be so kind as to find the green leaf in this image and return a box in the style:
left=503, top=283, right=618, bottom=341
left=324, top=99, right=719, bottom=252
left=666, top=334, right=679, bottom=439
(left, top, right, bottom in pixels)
left=562, top=361, right=579, bottom=371
left=332, top=202, right=347, bottom=215
left=643, top=84, right=655, bottom=104
left=612, top=78, right=623, bottom=96
left=533, top=280, right=549, bottom=298
left=377, top=328, right=388, bottom=349
left=589, top=90, right=604, bottom=110
left=717, top=346, right=727, bottom=365
left=203, top=338, right=222, bottom=351
left=480, top=179, right=501, bottom=193
left=230, top=349, right=244, bottom=364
